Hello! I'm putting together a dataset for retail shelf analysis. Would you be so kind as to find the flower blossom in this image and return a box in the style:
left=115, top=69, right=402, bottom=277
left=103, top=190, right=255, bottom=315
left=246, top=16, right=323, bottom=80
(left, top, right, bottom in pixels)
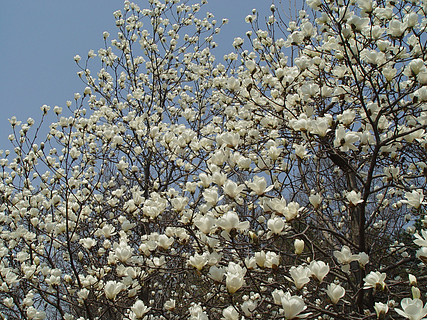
left=309, top=260, right=329, bottom=282
left=326, top=283, right=345, bottom=304
left=363, top=271, right=386, bottom=291
left=395, top=298, right=427, bottom=320
left=288, top=265, right=311, bottom=289
left=402, top=190, right=425, bottom=209
left=225, top=262, right=246, bottom=294
left=280, top=291, right=308, bottom=319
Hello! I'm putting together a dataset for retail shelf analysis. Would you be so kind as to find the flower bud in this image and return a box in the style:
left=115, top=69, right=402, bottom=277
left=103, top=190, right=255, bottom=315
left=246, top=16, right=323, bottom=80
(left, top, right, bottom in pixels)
left=294, top=239, right=304, bottom=255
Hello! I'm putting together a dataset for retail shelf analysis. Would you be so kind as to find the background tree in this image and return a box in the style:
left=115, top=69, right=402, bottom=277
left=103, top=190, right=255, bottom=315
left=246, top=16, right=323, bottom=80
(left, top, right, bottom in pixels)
left=1, top=0, right=427, bottom=319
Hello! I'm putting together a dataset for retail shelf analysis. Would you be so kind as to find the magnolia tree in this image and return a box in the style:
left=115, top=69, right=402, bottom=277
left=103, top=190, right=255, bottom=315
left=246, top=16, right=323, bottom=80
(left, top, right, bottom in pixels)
left=1, top=0, right=427, bottom=319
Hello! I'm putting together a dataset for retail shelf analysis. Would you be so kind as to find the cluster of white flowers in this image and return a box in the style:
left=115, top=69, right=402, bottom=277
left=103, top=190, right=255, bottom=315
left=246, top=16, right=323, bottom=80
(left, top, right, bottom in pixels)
left=0, top=0, right=427, bottom=318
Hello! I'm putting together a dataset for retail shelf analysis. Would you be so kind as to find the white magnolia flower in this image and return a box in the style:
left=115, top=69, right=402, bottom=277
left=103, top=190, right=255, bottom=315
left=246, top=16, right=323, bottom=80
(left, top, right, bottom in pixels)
left=357, top=0, right=373, bottom=13
left=79, top=237, right=97, bottom=249
left=280, top=292, right=308, bottom=319
left=395, top=298, right=427, bottom=320
left=388, top=20, right=406, bottom=37
left=115, top=241, right=133, bottom=263
left=283, top=202, right=301, bottom=222
left=306, top=0, right=321, bottom=9
left=217, top=211, right=249, bottom=234
left=409, top=274, right=418, bottom=286
left=188, top=253, right=208, bottom=271
left=416, top=247, right=427, bottom=262
left=414, top=229, right=427, bottom=247
left=131, top=300, right=151, bottom=319
left=194, top=215, right=215, bottom=234
left=226, top=262, right=246, bottom=294
left=203, top=187, right=220, bottom=206
left=374, top=302, right=389, bottom=318
left=309, top=260, right=329, bottom=282
left=294, top=239, right=305, bottom=255
left=164, top=299, right=176, bottom=311
left=267, top=216, right=285, bottom=234
left=334, top=245, right=358, bottom=264
left=356, top=252, right=369, bottom=267
left=294, top=143, right=309, bottom=159
left=264, top=251, right=280, bottom=269
left=334, top=127, right=360, bottom=152
left=363, top=271, right=386, bottom=290
left=26, top=307, right=47, bottom=320
left=223, top=180, right=245, bottom=199
left=222, top=305, right=239, bottom=320
left=189, top=303, right=209, bottom=320
left=345, top=190, right=364, bottom=206
left=241, top=299, right=257, bottom=317
left=255, top=251, right=267, bottom=268
left=326, top=283, right=345, bottom=304
left=288, top=265, right=311, bottom=289
left=208, top=265, right=225, bottom=282
left=309, top=193, right=322, bottom=209
left=402, top=190, right=425, bottom=209
left=248, top=176, right=273, bottom=195
left=104, top=280, right=124, bottom=300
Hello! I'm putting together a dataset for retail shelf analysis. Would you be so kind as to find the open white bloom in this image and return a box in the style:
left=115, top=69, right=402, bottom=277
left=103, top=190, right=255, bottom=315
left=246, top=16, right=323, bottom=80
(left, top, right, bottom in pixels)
left=363, top=271, right=386, bottom=290
left=131, top=300, right=151, bottom=319
left=194, top=215, right=215, bottom=234
left=307, top=0, right=321, bottom=9
left=248, top=176, right=272, bottom=195
left=164, top=299, right=176, bottom=311
left=280, top=292, right=308, bottom=319
left=189, top=253, right=208, bottom=271
left=309, top=260, right=329, bottom=282
left=264, top=251, right=280, bottom=269
left=223, top=180, right=245, bottom=199
left=334, top=245, right=358, bottom=265
left=283, top=202, right=301, bottom=222
left=203, top=187, right=220, bottom=206
left=226, top=262, right=246, bottom=294
left=402, top=190, right=425, bottom=209
left=416, top=247, right=427, bottom=262
left=288, top=265, right=311, bottom=289
left=217, top=211, right=250, bottom=234
left=395, top=298, right=427, bottom=320
left=115, top=241, right=133, bottom=263
left=26, top=307, right=46, bottom=320
left=356, top=252, right=369, bottom=267
left=189, top=303, right=209, bottom=320
left=345, top=190, right=364, bottom=206
left=326, top=283, right=345, bottom=304
left=208, top=265, right=225, bottom=282
left=388, top=20, right=406, bottom=37
left=222, top=305, right=239, bottom=320
left=374, top=302, right=389, bottom=318
left=241, top=299, right=257, bottom=317
left=357, top=0, right=373, bottom=12
left=294, top=143, right=309, bottom=159
left=79, top=237, right=97, bottom=249
left=414, top=230, right=427, bottom=247
left=104, top=280, right=124, bottom=300
left=334, top=127, right=360, bottom=152
left=157, top=234, right=174, bottom=249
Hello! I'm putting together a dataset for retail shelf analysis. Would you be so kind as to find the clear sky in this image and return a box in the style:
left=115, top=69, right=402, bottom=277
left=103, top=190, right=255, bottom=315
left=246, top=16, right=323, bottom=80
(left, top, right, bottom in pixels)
left=0, top=0, right=279, bottom=150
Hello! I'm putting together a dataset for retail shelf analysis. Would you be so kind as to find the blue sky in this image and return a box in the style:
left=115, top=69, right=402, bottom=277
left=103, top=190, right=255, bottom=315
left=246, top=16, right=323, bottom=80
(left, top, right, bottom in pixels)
left=0, top=0, right=277, bottom=150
